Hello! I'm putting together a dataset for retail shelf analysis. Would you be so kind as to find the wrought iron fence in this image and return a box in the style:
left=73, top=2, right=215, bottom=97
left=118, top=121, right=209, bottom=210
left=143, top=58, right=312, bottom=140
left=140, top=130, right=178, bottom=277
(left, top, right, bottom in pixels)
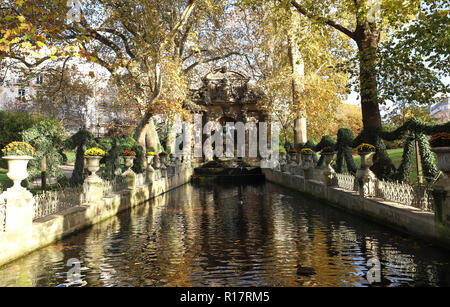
left=103, top=176, right=127, bottom=197
left=336, top=173, right=358, bottom=192
left=33, top=185, right=83, bottom=221
left=334, top=173, right=434, bottom=211
left=0, top=198, right=6, bottom=232
left=370, top=179, right=434, bottom=212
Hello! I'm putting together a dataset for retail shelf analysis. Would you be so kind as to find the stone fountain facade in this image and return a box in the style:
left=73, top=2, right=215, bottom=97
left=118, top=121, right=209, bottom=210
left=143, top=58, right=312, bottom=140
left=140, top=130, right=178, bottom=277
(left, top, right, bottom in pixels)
left=187, top=66, right=269, bottom=161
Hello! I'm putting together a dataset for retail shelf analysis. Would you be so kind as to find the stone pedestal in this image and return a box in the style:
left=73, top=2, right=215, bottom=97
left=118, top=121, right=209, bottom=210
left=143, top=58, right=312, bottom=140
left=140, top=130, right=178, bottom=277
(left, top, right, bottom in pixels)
left=432, top=147, right=450, bottom=234
left=301, top=153, right=313, bottom=180
left=322, top=152, right=337, bottom=186
left=122, top=156, right=136, bottom=190
left=146, top=155, right=155, bottom=182
left=356, top=152, right=376, bottom=197
left=1, top=187, right=34, bottom=235
left=82, top=181, right=104, bottom=203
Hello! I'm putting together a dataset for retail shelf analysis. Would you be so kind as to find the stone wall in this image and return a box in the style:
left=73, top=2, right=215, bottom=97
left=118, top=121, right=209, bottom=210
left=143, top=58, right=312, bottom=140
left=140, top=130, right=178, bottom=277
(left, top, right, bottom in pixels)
left=0, top=166, right=195, bottom=267
left=263, top=168, right=450, bottom=249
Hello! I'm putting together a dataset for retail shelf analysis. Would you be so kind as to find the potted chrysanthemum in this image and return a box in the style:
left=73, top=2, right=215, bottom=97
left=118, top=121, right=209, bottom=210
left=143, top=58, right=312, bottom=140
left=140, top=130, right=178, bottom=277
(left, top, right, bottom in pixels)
left=84, top=148, right=105, bottom=182
left=300, top=148, right=313, bottom=167
left=355, top=143, right=376, bottom=171
left=1, top=142, right=35, bottom=190
left=122, top=150, right=136, bottom=170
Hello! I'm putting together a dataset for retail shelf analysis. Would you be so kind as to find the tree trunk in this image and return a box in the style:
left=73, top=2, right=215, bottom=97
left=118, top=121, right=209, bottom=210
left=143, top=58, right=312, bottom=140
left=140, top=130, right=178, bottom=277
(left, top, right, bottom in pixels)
left=134, top=111, right=153, bottom=149
left=287, top=24, right=307, bottom=150
left=355, top=23, right=394, bottom=179
left=145, top=118, right=161, bottom=153
left=355, top=24, right=382, bottom=137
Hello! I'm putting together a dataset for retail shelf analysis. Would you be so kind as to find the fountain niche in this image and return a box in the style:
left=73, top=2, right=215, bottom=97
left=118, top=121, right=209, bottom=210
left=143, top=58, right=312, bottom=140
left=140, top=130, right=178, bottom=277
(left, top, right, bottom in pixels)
left=187, top=66, right=268, bottom=182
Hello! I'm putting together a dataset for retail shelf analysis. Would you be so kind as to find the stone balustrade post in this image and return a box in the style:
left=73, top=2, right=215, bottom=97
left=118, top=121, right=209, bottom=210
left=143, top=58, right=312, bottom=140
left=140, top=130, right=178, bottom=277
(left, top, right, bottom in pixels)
left=288, top=152, right=297, bottom=174
left=323, top=152, right=337, bottom=187
left=355, top=152, right=377, bottom=198
left=122, top=156, right=136, bottom=190
left=0, top=187, right=34, bottom=236
left=82, top=156, right=104, bottom=204
left=431, top=147, right=450, bottom=237
left=301, top=153, right=314, bottom=180
left=0, top=156, right=35, bottom=236
left=146, top=155, right=156, bottom=183
left=432, top=180, right=450, bottom=234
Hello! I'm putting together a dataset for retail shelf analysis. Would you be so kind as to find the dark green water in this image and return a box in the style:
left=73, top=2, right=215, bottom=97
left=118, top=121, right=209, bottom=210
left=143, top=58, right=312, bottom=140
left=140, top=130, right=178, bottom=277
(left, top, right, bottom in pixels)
left=0, top=182, right=449, bottom=287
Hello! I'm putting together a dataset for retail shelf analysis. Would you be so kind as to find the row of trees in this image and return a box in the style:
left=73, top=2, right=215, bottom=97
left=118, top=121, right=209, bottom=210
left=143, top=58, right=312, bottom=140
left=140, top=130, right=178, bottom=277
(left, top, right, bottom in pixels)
left=1, top=0, right=448, bottom=176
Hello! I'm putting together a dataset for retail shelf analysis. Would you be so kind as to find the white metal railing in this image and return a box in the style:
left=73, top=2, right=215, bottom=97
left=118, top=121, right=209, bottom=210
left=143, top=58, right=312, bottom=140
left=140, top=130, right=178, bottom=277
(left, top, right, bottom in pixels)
left=0, top=198, right=6, bottom=232
left=336, top=173, right=357, bottom=192
left=372, top=179, right=433, bottom=212
left=136, top=173, right=146, bottom=186
left=333, top=172, right=433, bottom=211
left=33, top=185, right=83, bottom=221
left=103, top=176, right=127, bottom=197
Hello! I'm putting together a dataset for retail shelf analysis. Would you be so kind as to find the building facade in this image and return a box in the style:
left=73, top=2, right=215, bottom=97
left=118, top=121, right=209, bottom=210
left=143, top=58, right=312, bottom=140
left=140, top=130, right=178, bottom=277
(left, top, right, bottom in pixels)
left=429, top=94, right=450, bottom=123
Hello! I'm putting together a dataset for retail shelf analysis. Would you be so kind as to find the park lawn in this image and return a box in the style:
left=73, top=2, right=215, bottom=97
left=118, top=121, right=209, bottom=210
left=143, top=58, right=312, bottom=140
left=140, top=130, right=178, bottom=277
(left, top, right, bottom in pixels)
left=64, top=151, right=76, bottom=164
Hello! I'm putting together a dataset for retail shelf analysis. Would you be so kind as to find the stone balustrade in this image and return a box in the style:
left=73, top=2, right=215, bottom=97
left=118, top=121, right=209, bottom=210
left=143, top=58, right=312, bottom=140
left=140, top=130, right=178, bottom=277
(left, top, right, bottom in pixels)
left=0, top=154, right=195, bottom=267
left=263, top=150, right=450, bottom=249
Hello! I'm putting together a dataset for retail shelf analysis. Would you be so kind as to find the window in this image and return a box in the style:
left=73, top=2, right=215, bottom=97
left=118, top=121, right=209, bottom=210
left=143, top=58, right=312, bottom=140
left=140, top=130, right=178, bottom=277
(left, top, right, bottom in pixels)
left=18, top=89, right=26, bottom=99
left=36, top=74, right=43, bottom=85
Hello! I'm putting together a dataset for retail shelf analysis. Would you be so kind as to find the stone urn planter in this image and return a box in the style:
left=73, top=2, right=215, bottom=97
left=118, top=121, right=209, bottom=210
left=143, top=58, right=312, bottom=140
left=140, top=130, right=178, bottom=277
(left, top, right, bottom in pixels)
left=146, top=155, right=155, bottom=170
left=2, top=156, right=33, bottom=190
left=122, top=156, right=136, bottom=190
left=301, top=153, right=313, bottom=169
left=123, top=156, right=135, bottom=172
left=85, top=156, right=103, bottom=183
left=289, top=151, right=297, bottom=162
left=146, top=155, right=156, bottom=181
left=356, top=151, right=376, bottom=180
left=301, top=153, right=314, bottom=179
left=321, top=152, right=336, bottom=185
left=431, top=147, right=450, bottom=178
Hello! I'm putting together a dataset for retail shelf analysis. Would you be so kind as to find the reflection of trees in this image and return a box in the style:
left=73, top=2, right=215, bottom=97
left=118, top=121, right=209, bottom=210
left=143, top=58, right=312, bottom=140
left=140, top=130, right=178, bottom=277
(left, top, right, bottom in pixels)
left=83, top=215, right=121, bottom=286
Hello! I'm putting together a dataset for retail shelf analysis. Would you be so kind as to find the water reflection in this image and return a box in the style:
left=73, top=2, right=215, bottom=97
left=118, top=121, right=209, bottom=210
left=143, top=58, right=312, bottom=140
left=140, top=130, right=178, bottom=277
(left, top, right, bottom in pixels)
left=0, top=182, right=449, bottom=287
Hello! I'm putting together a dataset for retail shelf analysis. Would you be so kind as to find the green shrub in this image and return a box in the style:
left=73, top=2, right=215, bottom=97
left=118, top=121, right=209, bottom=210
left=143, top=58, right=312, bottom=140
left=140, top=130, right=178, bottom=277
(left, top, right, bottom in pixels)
left=0, top=111, right=48, bottom=169
left=21, top=119, right=67, bottom=184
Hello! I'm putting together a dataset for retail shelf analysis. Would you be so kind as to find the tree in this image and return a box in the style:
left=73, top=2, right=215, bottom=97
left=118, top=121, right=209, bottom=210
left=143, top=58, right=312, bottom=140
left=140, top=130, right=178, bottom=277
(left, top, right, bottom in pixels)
left=21, top=119, right=67, bottom=188
left=60, top=0, right=238, bottom=155
left=236, top=2, right=350, bottom=142
left=377, top=1, right=449, bottom=107
left=284, top=0, right=427, bottom=136
left=30, top=60, right=95, bottom=132
left=334, top=104, right=363, bottom=137
left=0, top=0, right=82, bottom=66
